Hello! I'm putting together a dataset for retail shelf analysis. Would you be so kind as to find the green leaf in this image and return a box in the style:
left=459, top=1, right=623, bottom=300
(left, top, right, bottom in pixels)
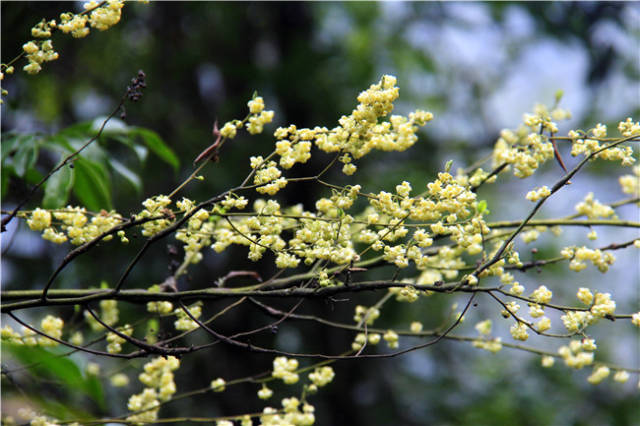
left=29, top=392, right=94, bottom=421
left=13, top=137, right=38, bottom=177
left=130, top=127, right=179, bottom=171
left=24, top=167, right=45, bottom=185
left=112, top=134, right=149, bottom=163
left=1, top=132, right=22, bottom=159
left=45, top=135, right=76, bottom=153
left=91, top=116, right=128, bottom=134
left=58, top=120, right=93, bottom=138
left=67, top=138, right=108, bottom=166
left=1, top=165, right=11, bottom=200
left=146, top=318, right=159, bottom=344
left=444, top=159, right=453, bottom=173
left=43, top=164, right=75, bottom=208
left=109, top=158, right=142, bottom=194
left=84, top=374, right=105, bottom=409
left=477, top=200, right=487, bottom=214
left=73, top=158, right=112, bottom=211
left=4, top=344, right=105, bottom=409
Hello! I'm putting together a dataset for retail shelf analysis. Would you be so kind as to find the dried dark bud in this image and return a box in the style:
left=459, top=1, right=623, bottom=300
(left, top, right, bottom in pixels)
left=126, top=69, right=147, bottom=102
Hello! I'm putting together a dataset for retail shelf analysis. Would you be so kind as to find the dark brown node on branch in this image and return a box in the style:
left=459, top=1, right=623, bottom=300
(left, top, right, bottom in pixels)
left=126, top=69, right=146, bottom=102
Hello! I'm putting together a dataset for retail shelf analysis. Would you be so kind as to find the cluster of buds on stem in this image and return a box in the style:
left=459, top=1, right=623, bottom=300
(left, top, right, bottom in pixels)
left=126, top=69, right=146, bottom=102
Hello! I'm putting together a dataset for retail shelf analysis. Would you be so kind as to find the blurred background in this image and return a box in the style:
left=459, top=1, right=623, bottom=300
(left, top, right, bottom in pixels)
left=2, top=2, right=639, bottom=425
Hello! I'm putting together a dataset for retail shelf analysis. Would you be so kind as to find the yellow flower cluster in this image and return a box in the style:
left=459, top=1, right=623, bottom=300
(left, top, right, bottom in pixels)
left=528, top=303, right=544, bottom=318
left=389, top=285, right=420, bottom=302
left=213, top=199, right=285, bottom=261
left=16, top=1, right=133, bottom=76
left=126, top=388, right=160, bottom=424
left=136, top=195, right=174, bottom=237
left=530, top=285, right=552, bottom=304
left=65, top=207, right=122, bottom=244
left=563, top=246, right=615, bottom=272
left=29, top=416, right=78, bottom=426
left=219, top=121, right=240, bottom=139
left=501, top=301, right=520, bottom=318
left=267, top=76, right=432, bottom=169
left=85, top=299, right=119, bottom=331
left=146, top=285, right=174, bottom=314
left=492, top=122, right=556, bottom=179
left=1, top=316, right=65, bottom=347
left=383, top=329, right=399, bottom=348
left=258, top=384, right=274, bottom=400
left=576, top=287, right=594, bottom=305
left=86, top=362, right=100, bottom=375
left=569, top=122, right=636, bottom=166
left=352, top=332, right=382, bottom=350
left=26, top=208, right=51, bottom=231
left=259, top=399, right=315, bottom=426
left=220, top=194, right=249, bottom=210
left=31, top=19, right=56, bottom=38
left=86, top=0, right=124, bottom=31
left=560, top=310, right=593, bottom=333
left=523, top=103, right=568, bottom=133
left=353, top=305, right=380, bottom=325
left=509, top=322, right=529, bottom=341
left=617, top=117, right=640, bottom=137
left=632, top=312, right=640, bottom=327
left=619, top=165, right=640, bottom=197
left=520, top=229, right=540, bottom=243
left=590, top=292, right=616, bottom=317
left=274, top=131, right=312, bottom=169
left=175, top=207, right=214, bottom=264
left=246, top=96, right=274, bottom=135
left=272, top=356, right=299, bottom=385
left=574, top=193, right=615, bottom=219
left=525, top=186, right=551, bottom=202
left=110, top=373, right=130, bottom=387
left=587, top=365, right=610, bottom=385
left=308, top=366, right=335, bottom=387
left=210, top=377, right=226, bottom=392
left=1, top=325, right=22, bottom=345
left=39, top=315, right=63, bottom=346
left=613, top=370, right=629, bottom=383
left=106, top=324, right=133, bottom=353
left=359, top=172, right=485, bottom=271
left=25, top=206, right=125, bottom=246
left=58, top=13, right=89, bottom=38
left=60, top=1, right=124, bottom=37
left=252, top=160, right=288, bottom=195
left=475, top=320, right=492, bottom=335
left=541, top=355, right=555, bottom=368
left=127, top=356, right=180, bottom=423
left=200, top=82, right=486, bottom=276
left=535, top=316, right=551, bottom=332
left=472, top=337, right=503, bottom=353
left=415, top=247, right=465, bottom=286
left=558, top=339, right=595, bottom=369
left=22, top=40, right=59, bottom=74
left=173, top=304, right=202, bottom=331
